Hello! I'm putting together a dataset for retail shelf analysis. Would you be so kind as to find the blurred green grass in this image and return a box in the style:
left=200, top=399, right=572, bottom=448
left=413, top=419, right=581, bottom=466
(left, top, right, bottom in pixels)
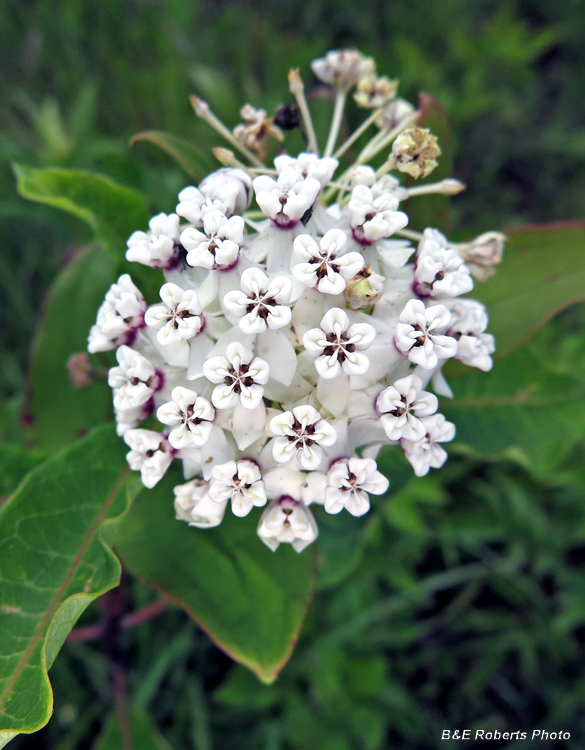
left=3, top=0, right=585, bottom=747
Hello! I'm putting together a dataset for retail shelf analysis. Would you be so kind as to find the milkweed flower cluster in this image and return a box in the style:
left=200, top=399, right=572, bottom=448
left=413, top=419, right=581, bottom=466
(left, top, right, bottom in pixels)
left=88, top=49, right=502, bottom=553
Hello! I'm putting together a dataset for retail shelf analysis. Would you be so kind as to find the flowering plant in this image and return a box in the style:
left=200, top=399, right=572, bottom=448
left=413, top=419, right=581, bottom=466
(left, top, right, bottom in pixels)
left=88, top=49, right=505, bottom=553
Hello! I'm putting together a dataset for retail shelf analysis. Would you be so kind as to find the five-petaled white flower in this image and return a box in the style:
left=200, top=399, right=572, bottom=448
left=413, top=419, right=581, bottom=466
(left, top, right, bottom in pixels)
left=223, top=267, right=292, bottom=334
left=108, top=346, right=160, bottom=412
left=376, top=373, right=438, bottom=441
left=293, top=228, right=364, bottom=295
left=270, top=405, right=337, bottom=470
left=257, top=497, right=319, bottom=552
left=311, top=49, right=375, bottom=91
left=124, top=429, right=174, bottom=488
left=447, top=299, right=495, bottom=372
left=303, top=307, right=376, bottom=379
left=324, top=457, right=389, bottom=516
left=180, top=209, right=244, bottom=270
left=203, top=342, right=269, bottom=410
left=274, top=153, right=338, bottom=188
left=157, top=386, right=215, bottom=450
left=348, top=185, right=408, bottom=245
left=174, top=478, right=227, bottom=528
left=209, top=459, right=267, bottom=517
left=395, top=299, right=458, bottom=369
left=414, top=228, right=473, bottom=299
left=88, top=274, right=146, bottom=352
left=144, top=283, right=204, bottom=345
left=253, top=167, right=321, bottom=227
left=176, top=175, right=241, bottom=227
left=126, top=213, right=181, bottom=269
left=401, top=413, right=456, bottom=476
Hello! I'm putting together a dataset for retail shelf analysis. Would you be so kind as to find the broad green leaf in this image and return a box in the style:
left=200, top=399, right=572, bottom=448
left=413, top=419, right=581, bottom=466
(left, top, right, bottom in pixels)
left=115, top=466, right=316, bottom=684
left=92, top=707, right=171, bottom=750
left=131, top=131, right=215, bottom=181
left=402, top=93, right=454, bottom=234
left=0, top=425, right=131, bottom=745
left=13, top=164, right=149, bottom=261
left=22, top=246, right=114, bottom=454
left=472, top=222, right=585, bottom=358
left=0, top=445, right=45, bottom=500
left=443, top=344, right=585, bottom=475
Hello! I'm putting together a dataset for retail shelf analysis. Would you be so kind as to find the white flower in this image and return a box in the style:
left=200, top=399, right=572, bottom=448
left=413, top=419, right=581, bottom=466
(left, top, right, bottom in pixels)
left=203, top=342, right=269, bottom=410
left=157, top=386, right=215, bottom=449
left=257, top=497, right=318, bottom=552
left=303, top=307, right=376, bottom=379
left=208, top=459, right=267, bottom=517
left=348, top=185, right=408, bottom=244
left=274, top=153, right=338, bottom=187
left=253, top=167, right=321, bottom=227
left=126, top=213, right=181, bottom=269
left=176, top=174, right=241, bottom=227
left=180, top=209, right=244, bottom=270
left=144, top=283, right=204, bottom=345
left=324, top=457, right=389, bottom=516
left=114, top=402, right=152, bottom=436
left=457, top=230, right=506, bottom=281
left=371, top=174, right=409, bottom=203
left=401, top=414, right=455, bottom=476
left=447, top=299, right=495, bottom=372
left=223, top=267, right=292, bottom=334
left=174, top=478, right=227, bottom=528
left=311, top=49, right=376, bottom=91
left=201, top=168, right=253, bottom=215
left=124, top=429, right=174, bottom=488
left=270, top=405, right=337, bottom=470
left=414, top=228, right=473, bottom=299
left=88, top=275, right=146, bottom=352
left=350, top=165, right=377, bottom=188
left=395, top=299, right=458, bottom=369
left=292, top=228, right=364, bottom=294
left=376, top=373, right=438, bottom=441
left=108, top=346, right=160, bottom=411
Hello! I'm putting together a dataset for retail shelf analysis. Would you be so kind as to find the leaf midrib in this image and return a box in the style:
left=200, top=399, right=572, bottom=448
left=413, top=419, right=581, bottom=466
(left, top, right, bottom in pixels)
left=0, top=468, right=129, bottom=715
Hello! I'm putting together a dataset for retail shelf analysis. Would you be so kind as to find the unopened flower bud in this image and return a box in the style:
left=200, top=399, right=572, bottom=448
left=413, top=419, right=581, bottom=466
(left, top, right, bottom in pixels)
left=190, top=96, right=210, bottom=118
left=392, top=126, right=441, bottom=179
left=344, top=266, right=386, bottom=309
left=288, top=68, right=304, bottom=95
left=439, top=179, right=466, bottom=195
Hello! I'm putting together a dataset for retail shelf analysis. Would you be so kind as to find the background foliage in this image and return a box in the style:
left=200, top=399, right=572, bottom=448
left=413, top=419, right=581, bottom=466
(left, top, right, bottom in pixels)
left=1, top=0, right=585, bottom=747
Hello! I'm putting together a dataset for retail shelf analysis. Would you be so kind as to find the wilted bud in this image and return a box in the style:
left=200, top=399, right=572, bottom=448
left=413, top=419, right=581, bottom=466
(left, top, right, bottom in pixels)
left=67, top=353, right=93, bottom=389
left=392, top=126, right=441, bottom=179
left=354, top=75, right=398, bottom=109
left=312, top=49, right=376, bottom=91
left=344, top=265, right=386, bottom=309
left=233, top=104, right=284, bottom=161
left=457, top=231, right=506, bottom=280
left=376, top=98, right=416, bottom=130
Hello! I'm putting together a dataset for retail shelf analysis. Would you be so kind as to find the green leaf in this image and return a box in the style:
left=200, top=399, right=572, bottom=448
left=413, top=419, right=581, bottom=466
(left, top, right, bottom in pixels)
left=443, top=344, right=585, bottom=475
left=472, top=222, right=585, bottom=358
left=402, top=93, right=454, bottom=234
left=115, top=466, right=316, bottom=684
left=13, top=163, right=149, bottom=261
left=0, top=425, right=131, bottom=744
left=130, top=131, right=215, bottom=182
left=92, top=708, right=171, bottom=750
left=0, top=445, right=45, bottom=500
left=22, top=246, right=114, bottom=453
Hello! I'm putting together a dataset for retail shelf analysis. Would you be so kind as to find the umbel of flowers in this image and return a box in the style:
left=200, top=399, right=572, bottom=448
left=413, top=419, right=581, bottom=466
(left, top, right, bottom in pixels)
left=89, top=49, right=505, bottom=552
